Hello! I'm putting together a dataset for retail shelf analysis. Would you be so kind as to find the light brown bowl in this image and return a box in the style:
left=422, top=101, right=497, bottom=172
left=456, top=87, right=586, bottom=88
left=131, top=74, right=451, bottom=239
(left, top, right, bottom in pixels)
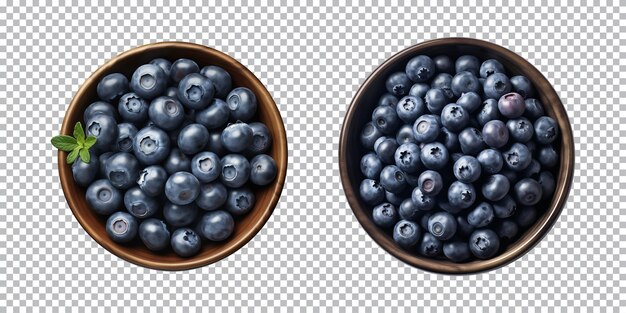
left=339, top=38, right=574, bottom=274
left=59, top=42, right=287, bottom=270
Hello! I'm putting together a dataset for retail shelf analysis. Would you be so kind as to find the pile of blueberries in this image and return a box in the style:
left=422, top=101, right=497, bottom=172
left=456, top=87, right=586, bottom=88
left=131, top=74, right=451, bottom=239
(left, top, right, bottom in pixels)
left=72, top=58, right=277, bottom=257
left=359, top=54, right=559, bottom=262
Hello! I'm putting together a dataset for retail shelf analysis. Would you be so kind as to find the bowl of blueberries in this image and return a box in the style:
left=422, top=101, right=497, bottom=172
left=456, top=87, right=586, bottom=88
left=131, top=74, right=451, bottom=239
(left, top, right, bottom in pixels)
left=57, top=42, right=287, bottom=270
left=339, top=38, right=574, bottom=274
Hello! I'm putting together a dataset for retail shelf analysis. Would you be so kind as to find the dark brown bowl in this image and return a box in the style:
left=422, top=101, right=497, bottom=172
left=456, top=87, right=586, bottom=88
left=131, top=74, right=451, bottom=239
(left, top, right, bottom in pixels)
left=339, top=38, right=574, bottom=274
left=59, top=42, right=287, bottom=270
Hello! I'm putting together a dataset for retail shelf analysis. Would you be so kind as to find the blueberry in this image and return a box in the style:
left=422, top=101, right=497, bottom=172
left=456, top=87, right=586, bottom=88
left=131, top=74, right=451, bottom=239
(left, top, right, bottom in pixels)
left=428, top=211, right=457, bottom=241
left=385, top=72, right=412, bottom=96
left=177, top=73, right=215, bottom=110
left=467, top=202, right=495, bottom=228
left=496, top=219, right=518, bottom=242
left=148, top=96, right=185, bottom=130
left=117, top=92, right=148, bottom=124
left=443, top=241, right=470, bottom=262
left=424, top=88, right=449, bottom=114
left=404, top=172, right=420, bottom=188
left=411, top=187, right=435, bottom=211
left=483, top=72, right=512, bottom=100
left=85, top=179, right=122, bottom=215
left=521, top=159, right=541, bottom=178
left=99, top=149, right=115, bottom=175
left=207, top=131, right=227, bottom=157
left=513, top=178, right=543, bottom=206
left=170, top=228, right=201, bottom=257
left=537, top=171, right=556, bottom=200
left=139, top=218, right=170, bottom=251
left=245, top=122, right=273, bottom=155
left=476, top=148, right=503, bottom=174
left=502, top=143, right=532, bottom=171
left=72, top=151, right=99, bottom=187
left=479, top=59, right=505, bottom=78
left=482, top=174, right=510, bottom=201
left=200, top=65, right=232, bottom=98
left=378, top=93, right=399, bottom=108
left=372, top=203, right=398, bottom=228
left=469, top=229, right=500, bottom=259
left=534, top=116, right=559, bottom=144
left=523, top=98, right=545, bottom=121
left=455, top=215, right=475, bottom=238
left=84, top=101, right=117, bottom=122
left=398, top=198, right=420, bottom=221
left=418, top=170, right=443, bottom=196
left=506, top=117, right=534, bottom=143
left=458, top=127, right=486, bottom=155
left=221, top=122, right=253, bottom=153
left=105, top=152, right=140, bottom=189
left=360, top=153, right=383, bottom=179
left=226, top=187, right=255, bottom=215
left=448, top=181, right=476, bottom=210
left=440, top=104, right=469, bottom=132
left=393, top=220, right=421, bottom=248
left=418, top=232, right=443, bottom=257
left=132, top=126, right=170, bottom=165
left=114, top=123, right=138, bottom=153
left=431, top=73, right=453, bottom=90
left=190, top=151, right=221, bottom=183
left=165, top=171, right=201, bottom=205
left=375, top=137, right=398, bottom=164
left=195, top=98, right=230, bottom=130
left=149, top=58, right=172, bottom=78
left=372, top=105, right=400, bottom=135
left=396, top=124, right=417, bottom=145
left=455, top=55, right=480, bottom=76
left=97, top=73, right=129, bottom=102
left=196, top=182, right=228, bottom=210
left=164, top=148, right=191, bottom=174
left=493, top=195, right=517, bottom=218
left=515, top=206, right=538, bottom=228
left=360, top=122, right=384, bottom=150
left=250, top=154, right=277, bottom=186
left=439, top=127, right=460, bottom=152
left=379, top=165, right=407, bottom=194
left=106, top=212, right=138, bottom=243
left=525, top=140, right=537, bottom=155
left=170, top=58, right=199, bottom=83
left=419, top=212, right=433, bottom=230
left=412, top=114, right=441, bottom=143
left=396, top=96, right=425, bottom=124
left=162, top=202, right=198, bottom=228
left=482, top=120, right=509, bottom=148
left=386, top=190, right=407, bottom=206
left=408, top=83, right=430, bottom=99
left=453, top=155, right=481, bottom=183
left=498, top=92, right=526, bottom=118
left=509, top=75, right=534, bottom=98
left=394, top=143, right=421, bottom=174
left=455, top=91, right=481, bottom=113
left=476, top=99, right=501, bottom=126
left=419, top=142, right=449, bottom=170
left=177, top=123, right=209, bottom=155
left=164, top=86, right=178, bottom=98
left=198, top=210, right=234, bottom=241
left=86, top=113, right=119, bottom=152
left=500, top=169, right=518, bottom=185
left=130, top=64, right=168, bottom=100
left=136, top=165, right=168, bottom=197
left=124, top=186, right=160, bottom=219
left=450, top=152, right=464, bottom=163
left=405, top=55, right=435, bottom=82
left=220, top=154, right=251, bottom=188
left=226, top=87, right=258, bottom=122
left=451, top=71, right=481, bottom=98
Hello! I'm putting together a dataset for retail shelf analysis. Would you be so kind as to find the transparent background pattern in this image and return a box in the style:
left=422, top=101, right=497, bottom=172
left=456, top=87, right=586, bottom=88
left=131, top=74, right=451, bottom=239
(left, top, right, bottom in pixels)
left=0, top=0, right=624, bottom=312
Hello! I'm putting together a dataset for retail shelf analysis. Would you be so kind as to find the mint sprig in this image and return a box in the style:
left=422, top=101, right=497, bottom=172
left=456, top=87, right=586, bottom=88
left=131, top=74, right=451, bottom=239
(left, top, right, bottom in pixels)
left=51, top=122, right=97, bottom=164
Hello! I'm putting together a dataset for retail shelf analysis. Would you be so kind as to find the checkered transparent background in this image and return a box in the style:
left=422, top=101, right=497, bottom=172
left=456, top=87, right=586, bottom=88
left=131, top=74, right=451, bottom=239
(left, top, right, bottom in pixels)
left=0, top=0, right=624, bottom=312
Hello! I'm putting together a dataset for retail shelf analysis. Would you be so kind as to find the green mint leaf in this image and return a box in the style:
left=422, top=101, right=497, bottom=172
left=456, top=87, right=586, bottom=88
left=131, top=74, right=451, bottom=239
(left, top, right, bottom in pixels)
left=51, top=135, right=78, bottom=152
left=84, top=136, right=97, bottom=149
left=73, top=122, right=85, bottom=144
left=79, top=147, right=91, bottom=163
left=66, top=147, right=80, bottom=164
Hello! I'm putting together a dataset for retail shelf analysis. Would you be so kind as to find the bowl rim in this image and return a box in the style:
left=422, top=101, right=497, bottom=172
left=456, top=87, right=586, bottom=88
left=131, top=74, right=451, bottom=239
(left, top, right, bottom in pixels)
left=339, top=37, right=575, bottom=274
left=59, top=41, right=288, bottom=271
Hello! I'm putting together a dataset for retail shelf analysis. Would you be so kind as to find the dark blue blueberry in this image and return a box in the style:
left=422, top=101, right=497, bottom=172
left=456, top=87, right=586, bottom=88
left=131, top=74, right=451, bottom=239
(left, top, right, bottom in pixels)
left=525, top=140, right=537, bottom=155
left=250, top=154, right=277, bottom=186
left=479, top=59, right=505, bottom=78
left=496, top=219, right=518, bottom=242
left=170, top=228, right=201, bottom=257
left=412, top=114, right=441, bottom=143
left=85, top=179, right=122, bottom=215
left=177, top=123, right=210, bottom=155
left=455, top=91, right=482, bottom=113
left=513, top=178, right=543, bottom=206
left=118, top=92, right=149, bottom=124
left=385, top=71, right=412, bottom=96
left=164, top=86, right=178, bottom=98
left=534, top=116, right=559, bottom=144
left=379, top=165, right=407, bottom=194
left=419, top=212, right=433, bottom=230
left=433, top=55, right=453, bottom=73
left=130, top=64, right=168, bottom=100
left=455, top=215, right=475, bottom=238
left=196, top=182, right=228, bottom=210
left=177, top=73, right=215, bottom=110
left=149, top=58, right=172, bottom=79
left=139, top=218, right=170, bottom=251
left=509, top=75, right=534, bottom=98
left=453, top=155, right=481, bottom=183
left=106, top=211, right=138, bottom=243
left=132, top=126, right=171, bottom=165
left=451, top=71, right=481, bottom=98
left=84, top=101, right=117, bottom=122
left=469, top=229, right=500, bottom=259
left=537, top=171, right=556, bottom=201
left=372, top=203, right=398, bottom=228
left=408, top=83, right=430, bottom=99
left=245, top=122, right=273, bottom=155
left=396, top=96, right=425, bottom=123
left=372, top=104, right=401, bottom=135
left=431, top=73, right=453, bottom=89
left=482, top=174, right=510, bottom=201
left=394, top=143, right=421, bottom=174
left=86, top=113, right=119, bottom=152
left=523, top=98, right=545, bottom=121
left=521, top=159, right=541, bottom=178
left=136, top=165, right=168, bottom=197
left=406, top=55, right=435, bottom=82
left=439, top=127, right=460, bottom=152
left=441, top=104, right=469, bottom=132
left=483, top=72, right=512, bottom=100
left=467, top=202, right=495, bottom=228
left=476, top=99, right=501, bottom=126
left=515, top=206, right=538, bottom=228
left=220, top=122, right=253, bottom=153
left=500, top=169, right=518, bottom=185
left=439, top=198, right=465, bottom=214
left=148, top=96, right=185, bottom=131
left=226, top=187, right=255, bottom=215
left=428, top=211, right=457, bottom=241
left=419, top=142, right=449, bottom=170
left=360, top=122, right=384, bottom=150
left=165, top=171, right=201, bottom=205
left=124, top=186, right=160, bottom=219
left=227, top=87, right=258, bottom=122
left=482, top=120, right=509, bottom=148
left=493, top=195, right=517, bottom=218
left=450, top=152, right=464, bottom=163
left=191, top=151, right=221, bottom=183
left=411, top=187, right=435, bottom=211
left=418, top=170, right=443, bottom=196
left=207, top=131, right=227, bottom=157
left=477, top=148, right=503, bottom=174
left=195, top=98, right=230, bottom=130
left=164, top=148, right=191, bottom=174
left=198, top=210, right=234, bottom=241
left=200, top=65, right=232, bottom=98
left=448, top=181, right=476, bottom=210
left=399, top=198, right=420, bottom=221
left=506, top=117, right=534, bottom=143
left=72, top=151, right=98, bottom=187
left=220, top=154, right=251, bottom=188
left=393, top=220, right=421, bottom=248
left=385, top=190, right=407, bottom=206
left=361, top=153, right=383, bottom=179
left=443, top=241, right=471, bottom=262
left=455, top=55, right=480, bottom=76
left=418, top=232, right=443, bottom=257
left=375, top=137, right=398, bottom=164
left=498, top=92, right=526, bottom=118
left=114, top=123, right=138, bottom=153
left=97, top=73, right=129, bottom=102
left=170, top=58, right=199, bottom=83
left=502, top=143, right=532, bottom=171
left=378, top=93, right=399, bottom=108
left=105, top=152, right=140, bottom=189
left=396, top=124, right=417, bottom=145
left=163, top=202, right=198, bottom=227
left=458, top=127, right=486, bottom=155
left=424, top=88, right=449, bottom=114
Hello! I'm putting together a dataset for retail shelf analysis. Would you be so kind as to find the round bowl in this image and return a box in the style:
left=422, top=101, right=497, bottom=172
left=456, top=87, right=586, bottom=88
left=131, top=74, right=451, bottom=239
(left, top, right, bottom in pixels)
left=59, top=42, right=287, bottom=270
left=339, top=38, right=574, bottom=274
